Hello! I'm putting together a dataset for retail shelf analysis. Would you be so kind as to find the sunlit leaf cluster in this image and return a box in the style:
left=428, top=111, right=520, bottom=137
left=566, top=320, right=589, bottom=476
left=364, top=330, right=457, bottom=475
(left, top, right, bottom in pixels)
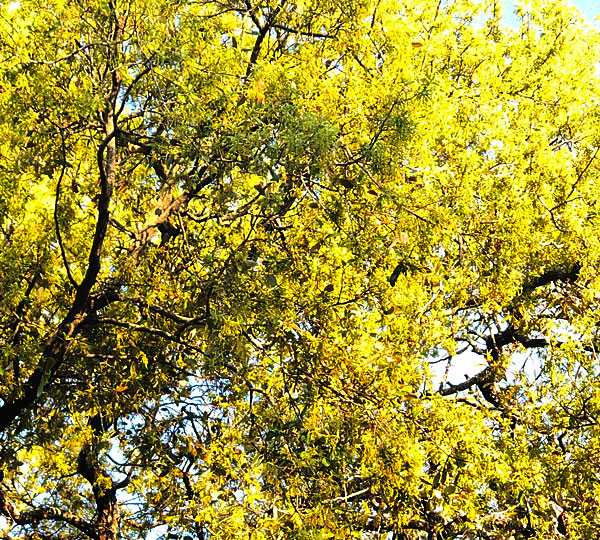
left=2, top=0, right=600, bottom=539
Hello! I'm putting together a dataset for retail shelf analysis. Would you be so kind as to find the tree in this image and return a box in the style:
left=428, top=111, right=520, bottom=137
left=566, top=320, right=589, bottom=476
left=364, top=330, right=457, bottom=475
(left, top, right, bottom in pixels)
left=1, top=0, right=600, bottom=538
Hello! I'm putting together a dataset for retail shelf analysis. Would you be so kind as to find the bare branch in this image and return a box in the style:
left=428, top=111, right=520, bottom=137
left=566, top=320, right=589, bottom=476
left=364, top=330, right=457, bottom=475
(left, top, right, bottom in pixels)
left=439, top=368, right=490, bottom=397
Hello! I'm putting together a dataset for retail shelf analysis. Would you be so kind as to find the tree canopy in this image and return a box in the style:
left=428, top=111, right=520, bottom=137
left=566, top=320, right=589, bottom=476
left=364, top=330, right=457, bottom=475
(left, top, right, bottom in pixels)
left=1, top=0, right=600, bottom=538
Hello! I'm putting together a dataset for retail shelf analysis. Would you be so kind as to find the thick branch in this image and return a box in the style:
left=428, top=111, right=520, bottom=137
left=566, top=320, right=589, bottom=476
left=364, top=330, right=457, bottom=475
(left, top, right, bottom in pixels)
left=0, top=57, right=121, bottom=434
left=75, top=117, right=116, bottom=305
left=0, top=485, right=97, bottom=540
left=243, top=3, right=282, bottom=79
left=441, top=326, right=549, bottom=403
left=459, top=263, right=581, bottom=312
left=16, top=509, right=98, bottom=540
left=523, top=262, right=581, bottom=292
left=77, top=414, right=120, bottom=540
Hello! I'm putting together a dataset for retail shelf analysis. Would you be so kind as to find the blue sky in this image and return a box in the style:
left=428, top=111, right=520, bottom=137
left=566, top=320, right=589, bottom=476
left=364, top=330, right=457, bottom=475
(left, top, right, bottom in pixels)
left=506, top=0, right=600, bottom=23
left=572, top=0, right=600, bottom=20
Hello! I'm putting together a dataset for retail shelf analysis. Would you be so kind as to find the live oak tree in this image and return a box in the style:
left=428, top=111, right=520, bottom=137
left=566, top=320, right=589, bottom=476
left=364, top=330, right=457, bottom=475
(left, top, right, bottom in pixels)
left=1, top=0, right=600, bottom=538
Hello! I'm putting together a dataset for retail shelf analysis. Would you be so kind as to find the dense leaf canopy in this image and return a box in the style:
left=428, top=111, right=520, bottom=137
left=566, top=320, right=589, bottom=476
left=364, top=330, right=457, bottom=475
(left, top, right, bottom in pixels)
left=1, top=0, right=600, bottom=538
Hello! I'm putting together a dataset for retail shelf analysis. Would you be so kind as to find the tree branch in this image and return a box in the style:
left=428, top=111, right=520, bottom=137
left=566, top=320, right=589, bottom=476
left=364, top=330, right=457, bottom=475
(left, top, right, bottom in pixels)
left=16, top=508, right=98, bottom=540
left=523, top=262, right=581, bottom=292
left=0, top=47, right=122, bottom=434
left=85, top=317, right=207, bottom=356
left=0, top=485, right=97, bottom=540
left=271, top=23, right=334, bottom=39
left=53, top=126, right=78, bottom=289
left=439, top=367, right=490, bottom=396
left=77, top=413, right=120, bottom=540
left=243, top=3, right=282, bottom=79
